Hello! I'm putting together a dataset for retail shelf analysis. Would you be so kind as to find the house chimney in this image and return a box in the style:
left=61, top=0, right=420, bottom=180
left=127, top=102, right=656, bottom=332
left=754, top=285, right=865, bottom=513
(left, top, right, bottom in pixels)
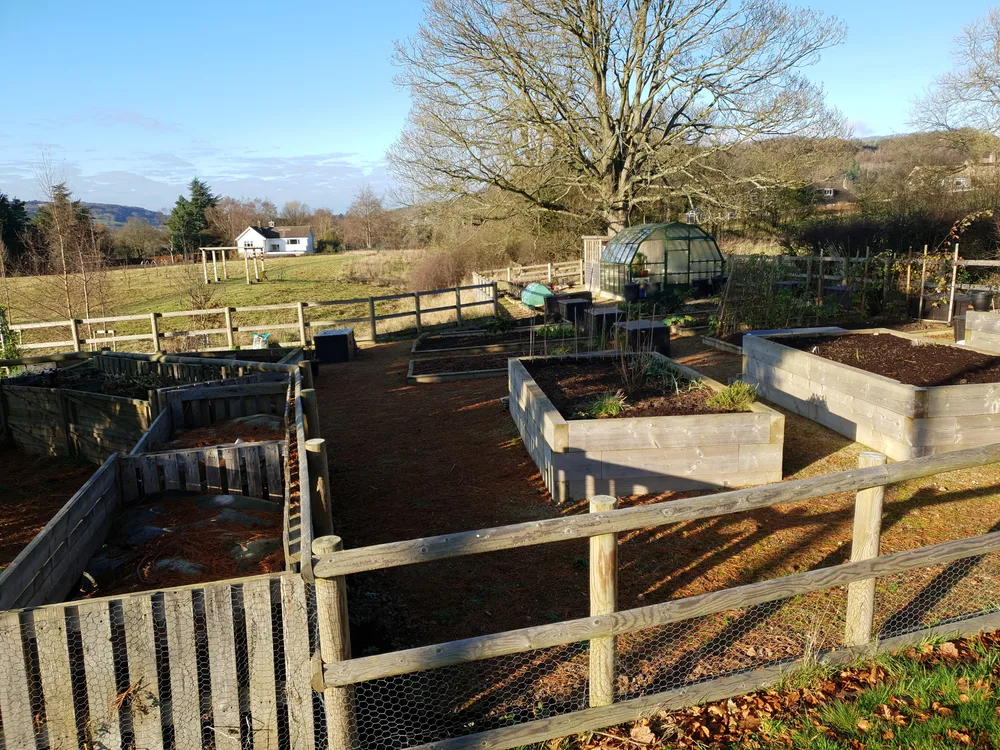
left=268, top=220, right=275, bottom=228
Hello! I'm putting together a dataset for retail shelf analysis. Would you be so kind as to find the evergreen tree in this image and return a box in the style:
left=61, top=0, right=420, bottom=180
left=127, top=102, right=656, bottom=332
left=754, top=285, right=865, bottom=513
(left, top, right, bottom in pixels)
left=0, top=193, right=30, bottom=264
left=165, top=178, right=218, bottom=258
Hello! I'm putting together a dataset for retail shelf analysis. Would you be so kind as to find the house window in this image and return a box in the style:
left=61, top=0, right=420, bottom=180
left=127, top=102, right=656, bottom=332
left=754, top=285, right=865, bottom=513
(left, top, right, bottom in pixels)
left=271, top=243, right=280, bottom=252
left=287, top=238, right=300, bottom=245
left=820, top=188, right=835, bottom=198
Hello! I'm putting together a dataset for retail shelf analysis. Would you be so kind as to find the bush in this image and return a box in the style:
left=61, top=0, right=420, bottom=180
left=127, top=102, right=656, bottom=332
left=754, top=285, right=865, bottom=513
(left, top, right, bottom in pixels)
left=707, top=380, right=758, bottom=412
left=407, top=248, right=468, bottom=291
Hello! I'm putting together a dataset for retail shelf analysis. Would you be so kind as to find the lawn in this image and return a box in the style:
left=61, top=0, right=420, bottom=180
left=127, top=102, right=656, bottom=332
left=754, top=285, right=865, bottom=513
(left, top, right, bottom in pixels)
left=1, top=250, right=488, bottom=351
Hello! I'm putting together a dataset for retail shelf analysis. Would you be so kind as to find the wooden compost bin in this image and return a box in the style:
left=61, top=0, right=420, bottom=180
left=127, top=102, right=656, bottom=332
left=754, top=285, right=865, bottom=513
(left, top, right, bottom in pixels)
left=0, top=385, right=151, bottom=463
left=965, top=311, right=1000, bottom=352
left=743, top=328, right=1000, bottom=460
left=508, top=353, right=785, bottom=502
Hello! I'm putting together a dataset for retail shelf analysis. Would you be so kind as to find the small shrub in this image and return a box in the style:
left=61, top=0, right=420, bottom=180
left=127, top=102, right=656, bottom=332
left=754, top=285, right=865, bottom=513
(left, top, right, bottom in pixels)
left=707, top=380, right=758, bottom=412
left=482, top=317, right=517, bottom=334
left=538, top=325, right=576, bottom=339
left=407, top=248, right=468, bottom=291
left=615, top=352, right=654, bottom=396
left=581, top=390, right=627, bottom=418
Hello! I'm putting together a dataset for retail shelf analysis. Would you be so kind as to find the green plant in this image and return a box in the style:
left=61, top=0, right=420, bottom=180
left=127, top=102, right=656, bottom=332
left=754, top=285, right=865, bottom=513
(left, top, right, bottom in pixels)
left=537, top=325, right=575, bottom=339
left=662, top=314, right=694, bottom=327
left=580, top=390, right=627, bottom=418
left=706, top=380, right=758, bottom=411
left=615, top=352, right=654, bottom=396
left=482, top=316, right=516, bottom=334
left=616, top=289, right=684, bottom=316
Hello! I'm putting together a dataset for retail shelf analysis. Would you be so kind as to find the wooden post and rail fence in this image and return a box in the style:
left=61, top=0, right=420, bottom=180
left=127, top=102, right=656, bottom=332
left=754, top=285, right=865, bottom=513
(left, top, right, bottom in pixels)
left=4, top=281, right=501, bottom=356
left=304, top=441, right=1000, bottom=750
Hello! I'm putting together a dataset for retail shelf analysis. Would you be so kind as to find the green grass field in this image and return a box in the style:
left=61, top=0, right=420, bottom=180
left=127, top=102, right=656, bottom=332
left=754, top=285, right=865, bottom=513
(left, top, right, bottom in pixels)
left=1, top=251, right=492, bottom=353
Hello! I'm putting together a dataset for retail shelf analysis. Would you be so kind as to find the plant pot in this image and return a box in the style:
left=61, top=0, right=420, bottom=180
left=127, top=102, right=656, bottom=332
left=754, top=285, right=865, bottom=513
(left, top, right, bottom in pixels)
left=972, top=291, right=994, bottom=312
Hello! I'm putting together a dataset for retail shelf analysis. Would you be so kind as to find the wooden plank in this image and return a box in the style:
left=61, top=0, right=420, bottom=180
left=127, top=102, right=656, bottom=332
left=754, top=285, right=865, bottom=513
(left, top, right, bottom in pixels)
left=160, top=454, right=182, bottom=490
left=247, top=447, right=264, bottom=498
left=77, top=600, right=122, bottom=749
left=313, top=441, right=1000, bottom=579
left=183, top=452, right=202, bottom=492
left=204, top=583, right=242, bottom=745
left=243, top=579, right=279, bottom=749
left=163, top=589, right=202, bottom=750
left=280, top=575, right=314, bottom=748
left=0, top=611, right=34, bottom=750
left=33, top=606, right=78, bottom=749
left=205, top=449, right=223, bottom=493
left=222, top=446, right=242, bottom=495
left=264, top=444, right=283, bottom=502
left=140, top=454, right=160, bottom=495
left=122, top=595, right=163, bottom=748
left=324, top=528, right=1000, bottom=688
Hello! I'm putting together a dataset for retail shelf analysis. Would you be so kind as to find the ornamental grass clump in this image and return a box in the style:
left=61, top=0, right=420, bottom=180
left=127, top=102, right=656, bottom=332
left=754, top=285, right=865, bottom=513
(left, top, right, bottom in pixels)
left=581, top=390, right=627, bottom=418
left=706, top=380, right=758, bottom=412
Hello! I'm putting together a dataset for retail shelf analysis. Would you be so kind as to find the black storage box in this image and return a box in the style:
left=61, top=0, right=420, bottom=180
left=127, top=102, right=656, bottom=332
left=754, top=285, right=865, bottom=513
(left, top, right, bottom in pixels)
left=314, top=328, right=356, bottom=363
left=614, top=319, right=671, bottom=356
left=558, top=298, right=591, bottom=326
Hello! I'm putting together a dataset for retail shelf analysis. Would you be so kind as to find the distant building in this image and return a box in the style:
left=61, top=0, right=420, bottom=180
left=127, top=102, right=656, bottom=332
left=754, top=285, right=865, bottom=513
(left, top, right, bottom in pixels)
left=235, top=222, right=314, bottom=256
left=810, top=178, right=858, bottom=213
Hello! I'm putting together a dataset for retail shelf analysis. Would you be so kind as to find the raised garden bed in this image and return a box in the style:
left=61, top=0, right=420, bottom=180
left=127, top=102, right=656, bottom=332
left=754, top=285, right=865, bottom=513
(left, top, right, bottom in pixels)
left=965, top=311, right=1000, bottom=353
left=411, top=325, right=580, bottom=358
left=743, top=328, right=1000, bottom=460
left=154, top=413, right=286, bottom=450
left=408, top=353, right=512, bottom=383
left=509, top=352, right=784, bottom=502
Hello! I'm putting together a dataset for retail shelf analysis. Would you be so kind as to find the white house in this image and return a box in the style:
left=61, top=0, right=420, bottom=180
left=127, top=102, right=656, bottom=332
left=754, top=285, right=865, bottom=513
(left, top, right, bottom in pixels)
left=235, top=222, right=314, bottom=256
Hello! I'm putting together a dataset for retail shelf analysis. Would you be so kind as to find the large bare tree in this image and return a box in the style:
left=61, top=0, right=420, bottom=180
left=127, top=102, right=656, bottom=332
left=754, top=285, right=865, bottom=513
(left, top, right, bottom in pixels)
left=914, top=9, right=1000, bottom=140
left=342, top=185, right=387, bottom=249
left=206, top=197, right=277, bottom=244
left=390, top=0, right=846, bottom=230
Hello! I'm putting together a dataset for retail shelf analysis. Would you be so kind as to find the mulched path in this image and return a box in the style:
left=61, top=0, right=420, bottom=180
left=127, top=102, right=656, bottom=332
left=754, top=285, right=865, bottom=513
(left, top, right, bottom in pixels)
left=410, top=353, right=511, bottom=375
left=315, top=339, right=1000, bottom=663
left=0, top=446, right=95, bottom=570
left=782, top=332, right=1000, bottom=386
left=524, top=357, right=733, bottom=418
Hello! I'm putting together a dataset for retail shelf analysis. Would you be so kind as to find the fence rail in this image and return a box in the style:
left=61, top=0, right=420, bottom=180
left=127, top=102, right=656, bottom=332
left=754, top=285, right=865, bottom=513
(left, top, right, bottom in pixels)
left=7, top=282, right=500, bottom=355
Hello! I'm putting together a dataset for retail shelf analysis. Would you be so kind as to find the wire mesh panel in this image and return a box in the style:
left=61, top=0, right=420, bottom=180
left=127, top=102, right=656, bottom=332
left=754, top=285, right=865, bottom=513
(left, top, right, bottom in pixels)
left=348, top=642, right=589, bottom=749
left=0, top=573, right=324, bottom=750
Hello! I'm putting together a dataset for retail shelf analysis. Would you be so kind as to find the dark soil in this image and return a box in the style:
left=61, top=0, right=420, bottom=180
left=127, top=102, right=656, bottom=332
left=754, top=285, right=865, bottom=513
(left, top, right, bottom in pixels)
left=781, top=332, right=1000, bottom=386
left=0, top=446, right=95, bottom=570
left=524, top=357, right=733, bottom=419
left=411, top=354, right=511, bottom=375
left=155, top=415, right=286, bottom=450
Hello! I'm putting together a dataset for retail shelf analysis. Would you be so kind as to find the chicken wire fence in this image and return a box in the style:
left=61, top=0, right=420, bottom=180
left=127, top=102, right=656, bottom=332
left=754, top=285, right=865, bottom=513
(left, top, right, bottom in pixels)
left=0, top=573, right=327, bottom=750
left=340, top=549, right=1000, bottom=750
left=1, top=550, right=998, bottom=749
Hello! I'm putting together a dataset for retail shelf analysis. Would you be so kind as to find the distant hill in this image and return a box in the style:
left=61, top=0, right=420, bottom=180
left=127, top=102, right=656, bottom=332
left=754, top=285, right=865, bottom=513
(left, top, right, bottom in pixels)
left=23, top=201, right=166, bottom=228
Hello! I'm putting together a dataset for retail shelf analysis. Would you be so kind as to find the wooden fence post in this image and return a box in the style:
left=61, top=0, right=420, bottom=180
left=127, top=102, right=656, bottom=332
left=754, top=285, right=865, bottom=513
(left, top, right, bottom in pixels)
left=368, top=297, right=377, bottom=342
left=202, top=250, right=209, bottom=285
left=817, top=256, right=825, bottom=300
left=313, top=536, right=356, bottom=749
left=414, top=292, right=422, bottom=333
left=589, top=494, right=618, bottom=707
left=221, top=248, right=228, bottom=280
left=506, top=266, right=512, bottom=283
left=454, top=287, right=464, bottom=327
left=149, top=313, right=161, bottom=353
left=69, top=318, right=81, bottom=353
left=224, top=307, right=235, bottom=349
left=492, top=281, right=500, bottom=318
left=306, top=439, right=335, bottom=537
left=579, top=259, right=585, bottom=286
left=918, top=245, right=928, bottom=319
left=245, top=250, right=251, bottom=285
left=845, top=451, right=887, bottom=647
left=547, top=262, right=553, bottom=283
left=297, top=302, right=308, bottom=347
left=948, top=244, right=960, bottom=324
left=212, top=250, right=219, bottom=283
left=301, top=388, right=322, bottom=441
left=253, top=250, right=261, bottom=283
left=298, top=360, right=314, bottom=391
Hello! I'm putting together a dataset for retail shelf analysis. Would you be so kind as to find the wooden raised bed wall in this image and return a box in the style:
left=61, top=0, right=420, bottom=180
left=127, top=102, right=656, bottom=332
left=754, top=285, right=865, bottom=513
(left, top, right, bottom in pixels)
left=743, top=329, right=1000, bottom=460
left=0, top=384, right=151, bottom=463
left=965, top=311, right=1000, bottom=352
left=508, top=353, right=785, bottom=502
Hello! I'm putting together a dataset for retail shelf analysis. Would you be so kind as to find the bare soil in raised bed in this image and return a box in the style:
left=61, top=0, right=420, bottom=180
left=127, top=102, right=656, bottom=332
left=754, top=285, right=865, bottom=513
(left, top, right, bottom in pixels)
left=782, top=332, right=1000, bottom=386
left=411, top=353, right=511, bottom=375
left=415, top=330, right=533, bottom=351
left=524, top=356, right=735, bottom=418
left=154, top=414, right=286, bottom=450
left=0, top=445, right=95, bottom=571
left=315, top=338, right=1000, bottom=723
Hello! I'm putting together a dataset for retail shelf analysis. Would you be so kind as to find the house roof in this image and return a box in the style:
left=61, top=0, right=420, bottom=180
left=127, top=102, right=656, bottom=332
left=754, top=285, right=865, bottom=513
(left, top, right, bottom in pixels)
left=246, top=225, right=312, bottom=239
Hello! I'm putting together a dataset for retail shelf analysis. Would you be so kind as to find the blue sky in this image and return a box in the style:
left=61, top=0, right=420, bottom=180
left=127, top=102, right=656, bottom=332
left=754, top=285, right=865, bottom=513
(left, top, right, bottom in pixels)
left=0, top=0, right=991, bottom=213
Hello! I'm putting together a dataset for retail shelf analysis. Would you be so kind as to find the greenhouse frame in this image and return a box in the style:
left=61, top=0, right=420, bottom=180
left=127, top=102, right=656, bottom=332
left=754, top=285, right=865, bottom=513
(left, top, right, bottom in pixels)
left=599, top=222, right=725, bottom=298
